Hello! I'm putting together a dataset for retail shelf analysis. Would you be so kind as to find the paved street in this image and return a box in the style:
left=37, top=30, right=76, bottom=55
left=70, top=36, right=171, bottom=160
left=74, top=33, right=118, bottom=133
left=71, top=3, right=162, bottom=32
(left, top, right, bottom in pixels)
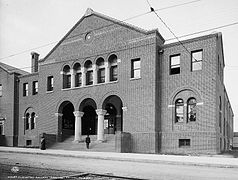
left=1, top=151, right=238, bottom=180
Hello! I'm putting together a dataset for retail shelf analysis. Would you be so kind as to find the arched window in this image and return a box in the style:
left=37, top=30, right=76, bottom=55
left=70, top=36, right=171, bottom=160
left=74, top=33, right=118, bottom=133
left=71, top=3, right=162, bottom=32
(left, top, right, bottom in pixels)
left=109, top=55, right=118, bottom=82
left=85, top=60, right=93, bottom=85
left=25, top=113, right=30, bottom=130
left=31, top=112, right=36, bottom=129
left=96, top=58, right=105, bottom=83
left=73, top=63, right=82, bottom=87
left=187, top=98, right=197, bottom=122
left=175, top=99, right=184, bottom=123
left=63, top=65, right=71, bottom=89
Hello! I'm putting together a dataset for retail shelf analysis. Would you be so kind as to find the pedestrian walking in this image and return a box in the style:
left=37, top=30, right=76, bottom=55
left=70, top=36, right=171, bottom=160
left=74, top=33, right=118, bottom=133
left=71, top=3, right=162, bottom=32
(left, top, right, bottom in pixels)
left=85, top=135, right=91, bottom=149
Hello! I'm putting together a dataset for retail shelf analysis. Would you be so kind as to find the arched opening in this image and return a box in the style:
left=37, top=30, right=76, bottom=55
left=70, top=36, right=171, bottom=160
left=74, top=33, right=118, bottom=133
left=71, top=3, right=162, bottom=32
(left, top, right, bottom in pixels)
left=59, top=101, right=75, bottom=138
left=80, top=98, right=97, bottom=135
left=102, top=95, right=123, bottom=134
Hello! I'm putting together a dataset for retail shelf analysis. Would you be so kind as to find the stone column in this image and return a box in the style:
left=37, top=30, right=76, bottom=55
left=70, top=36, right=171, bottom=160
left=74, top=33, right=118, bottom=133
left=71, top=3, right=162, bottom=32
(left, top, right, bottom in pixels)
left=105, top=62, right=110, bottom=83
left=93, top=64, right=97, bottom=85
left=55, top=113, right=63, bottom=142
left=81, top=67, right=86, bottom=86
left=73, top=111, right=84, bottom=142
left=70, top=69, right=75, bottom=88
left=96, top=109, right=107, bottom=142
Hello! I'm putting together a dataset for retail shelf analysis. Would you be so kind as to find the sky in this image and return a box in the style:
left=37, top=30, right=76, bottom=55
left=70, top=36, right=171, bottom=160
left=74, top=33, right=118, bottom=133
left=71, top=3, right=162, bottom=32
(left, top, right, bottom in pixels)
left=0, top=0, right=238, bottom=130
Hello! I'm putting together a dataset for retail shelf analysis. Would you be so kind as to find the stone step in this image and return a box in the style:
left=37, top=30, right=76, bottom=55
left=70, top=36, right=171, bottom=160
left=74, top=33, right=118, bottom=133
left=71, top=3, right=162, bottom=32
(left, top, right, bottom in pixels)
left=49, top=134, right=116, bottom=152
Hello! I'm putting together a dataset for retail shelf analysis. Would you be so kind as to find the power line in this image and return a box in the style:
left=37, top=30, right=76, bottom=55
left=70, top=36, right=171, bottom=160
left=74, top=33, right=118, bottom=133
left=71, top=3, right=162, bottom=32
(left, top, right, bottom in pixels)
left=146, top=0, right=200, bottom=63
left=166, top=21, right=238, bottom=41
left=0, top=0, right=202, bottom=61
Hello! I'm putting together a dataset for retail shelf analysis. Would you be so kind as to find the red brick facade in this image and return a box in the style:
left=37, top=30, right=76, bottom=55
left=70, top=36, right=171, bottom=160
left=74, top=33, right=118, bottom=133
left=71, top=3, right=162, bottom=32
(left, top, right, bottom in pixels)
left=0, top=9, right=234, bottom=154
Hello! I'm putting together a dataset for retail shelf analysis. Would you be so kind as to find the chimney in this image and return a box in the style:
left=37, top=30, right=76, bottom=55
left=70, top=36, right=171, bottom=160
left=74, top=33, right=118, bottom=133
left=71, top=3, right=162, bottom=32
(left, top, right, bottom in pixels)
left=31, top=52, right=39, bottom=73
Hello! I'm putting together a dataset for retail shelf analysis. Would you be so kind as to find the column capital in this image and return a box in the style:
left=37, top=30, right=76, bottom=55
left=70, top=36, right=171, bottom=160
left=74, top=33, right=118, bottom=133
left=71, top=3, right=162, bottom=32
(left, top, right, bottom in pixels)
left=96, top=109, right=107, bottom=116
left=105, top=61, right=110, bottom=68
left=55, top=113, right=63, bottom=117
left=73, top=111, right=84, bottom=117
left=70, top=69, right=75, bottom=75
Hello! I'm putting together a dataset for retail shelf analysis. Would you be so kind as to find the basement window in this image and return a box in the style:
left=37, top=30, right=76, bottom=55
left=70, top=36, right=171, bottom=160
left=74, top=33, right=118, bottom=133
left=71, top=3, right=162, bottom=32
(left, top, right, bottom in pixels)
left=26, top=140, right=32, bottom=146
left=179, top=139, right=190, bottom=147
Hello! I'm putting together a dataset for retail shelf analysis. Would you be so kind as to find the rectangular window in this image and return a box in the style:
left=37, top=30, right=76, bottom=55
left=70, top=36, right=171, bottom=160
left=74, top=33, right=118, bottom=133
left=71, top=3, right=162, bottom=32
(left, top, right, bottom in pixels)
left=86, top=71, right=93, bottom=85
left=47, top=76, right=54, bottom=91
left=23, top=83, right=29, bottom=96
left=191, top=50, right=203, bottom=71
left=170, top=55, right=180, bottom=75
left=0, top=84, right=2, bottom=97
left=98, top=68, right=105, bottom=83
left=179, top=139, right=190, bottom=147
left=131, top=58, right=141, bottom=78
left=32, top=81, right=38, bottom=95
left=75, top=73, right=82, bottom=87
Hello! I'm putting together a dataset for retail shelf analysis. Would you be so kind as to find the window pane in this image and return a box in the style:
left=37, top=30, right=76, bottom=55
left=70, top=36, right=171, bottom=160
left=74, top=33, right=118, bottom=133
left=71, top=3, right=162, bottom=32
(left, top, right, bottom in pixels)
left=110, top=66, right=117, bottom=81
left=175, top=99, right=184, bottom=122
left=170, top=55, right=180, bottom=75
left=171, top=55, right=180, bottom=66
left=192, top=61, right=202, bottom=71
left=134, top=69, right=141, bottom=78
left=98, top=68, right=105, bottom=83
left=191, top=50, right=202, bottom=71
left=133, top=60, right=140, bottom=69
left=75, top=73, right=82, bottom=87
left=192, top=51, right=202, bottom=62
left=86, top=71, right=93, bottom=85
left=188, top=98, right=196, bottom=122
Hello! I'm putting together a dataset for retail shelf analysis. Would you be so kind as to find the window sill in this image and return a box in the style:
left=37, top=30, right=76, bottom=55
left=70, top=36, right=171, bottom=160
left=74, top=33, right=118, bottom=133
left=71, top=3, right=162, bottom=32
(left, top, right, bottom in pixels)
left=46, top=90, right=54, bottom=94
left=130, top=77, right=141, bottom=81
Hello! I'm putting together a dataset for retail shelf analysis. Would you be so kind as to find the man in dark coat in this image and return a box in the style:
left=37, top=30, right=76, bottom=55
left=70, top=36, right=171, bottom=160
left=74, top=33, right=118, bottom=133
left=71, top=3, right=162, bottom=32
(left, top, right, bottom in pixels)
left=85, top=135, right=91, bottom=149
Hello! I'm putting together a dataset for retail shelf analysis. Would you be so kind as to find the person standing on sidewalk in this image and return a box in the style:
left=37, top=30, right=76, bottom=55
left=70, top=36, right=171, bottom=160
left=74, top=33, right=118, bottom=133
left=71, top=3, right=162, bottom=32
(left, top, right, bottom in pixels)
left=85, top=135, right=91, bottom=149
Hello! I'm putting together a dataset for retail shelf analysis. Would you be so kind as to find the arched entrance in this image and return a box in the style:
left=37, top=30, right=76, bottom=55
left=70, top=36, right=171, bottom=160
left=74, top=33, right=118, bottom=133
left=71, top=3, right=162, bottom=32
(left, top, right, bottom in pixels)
left=102, top=95, right=123, bottom=134
left=80, top=98, right=97, bottom=135
left=58, top=101, right=75, bottom=139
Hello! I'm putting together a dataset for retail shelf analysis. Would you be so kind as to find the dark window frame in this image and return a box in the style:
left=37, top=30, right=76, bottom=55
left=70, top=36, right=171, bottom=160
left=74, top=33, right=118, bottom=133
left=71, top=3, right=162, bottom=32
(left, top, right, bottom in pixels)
left=23, top=83, right=29, bottom=96
left=131, top=58, right=141, bottom=78
left=170, top=54, right=180, bottom=75
left=191, top=49, right=203, bottom=71
left=32, top=81, right=38, bottom=95
left=47, top=76, right=54, bottom=91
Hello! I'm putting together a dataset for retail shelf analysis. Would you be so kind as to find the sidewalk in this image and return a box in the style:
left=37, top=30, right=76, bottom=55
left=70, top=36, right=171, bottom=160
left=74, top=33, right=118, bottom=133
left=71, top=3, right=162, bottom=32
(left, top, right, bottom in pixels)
left=0, top=146, right=238, bottom=168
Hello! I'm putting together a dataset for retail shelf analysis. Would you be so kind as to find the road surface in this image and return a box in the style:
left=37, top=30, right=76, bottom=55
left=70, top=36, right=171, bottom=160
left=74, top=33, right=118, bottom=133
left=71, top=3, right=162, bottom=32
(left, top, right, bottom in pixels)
left=0, top=152, right=237, bottom=180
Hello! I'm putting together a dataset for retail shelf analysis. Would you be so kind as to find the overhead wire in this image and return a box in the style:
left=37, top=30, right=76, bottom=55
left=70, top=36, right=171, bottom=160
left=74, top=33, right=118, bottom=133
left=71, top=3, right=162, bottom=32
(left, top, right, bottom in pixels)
left=0, top=0, right=202, bottom=61
left=146, top=0, right=200, bottom=63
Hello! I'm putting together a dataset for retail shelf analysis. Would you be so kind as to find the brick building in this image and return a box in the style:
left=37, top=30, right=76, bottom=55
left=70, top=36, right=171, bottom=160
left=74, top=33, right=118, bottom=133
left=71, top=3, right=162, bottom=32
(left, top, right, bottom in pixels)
left=0, top=8, right=234, bottom=154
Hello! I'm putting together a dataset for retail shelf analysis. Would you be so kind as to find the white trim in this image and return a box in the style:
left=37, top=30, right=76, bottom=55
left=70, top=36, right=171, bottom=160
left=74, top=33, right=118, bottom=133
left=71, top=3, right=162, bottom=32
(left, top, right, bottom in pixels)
left=197, top=102, right=204, bottom=105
